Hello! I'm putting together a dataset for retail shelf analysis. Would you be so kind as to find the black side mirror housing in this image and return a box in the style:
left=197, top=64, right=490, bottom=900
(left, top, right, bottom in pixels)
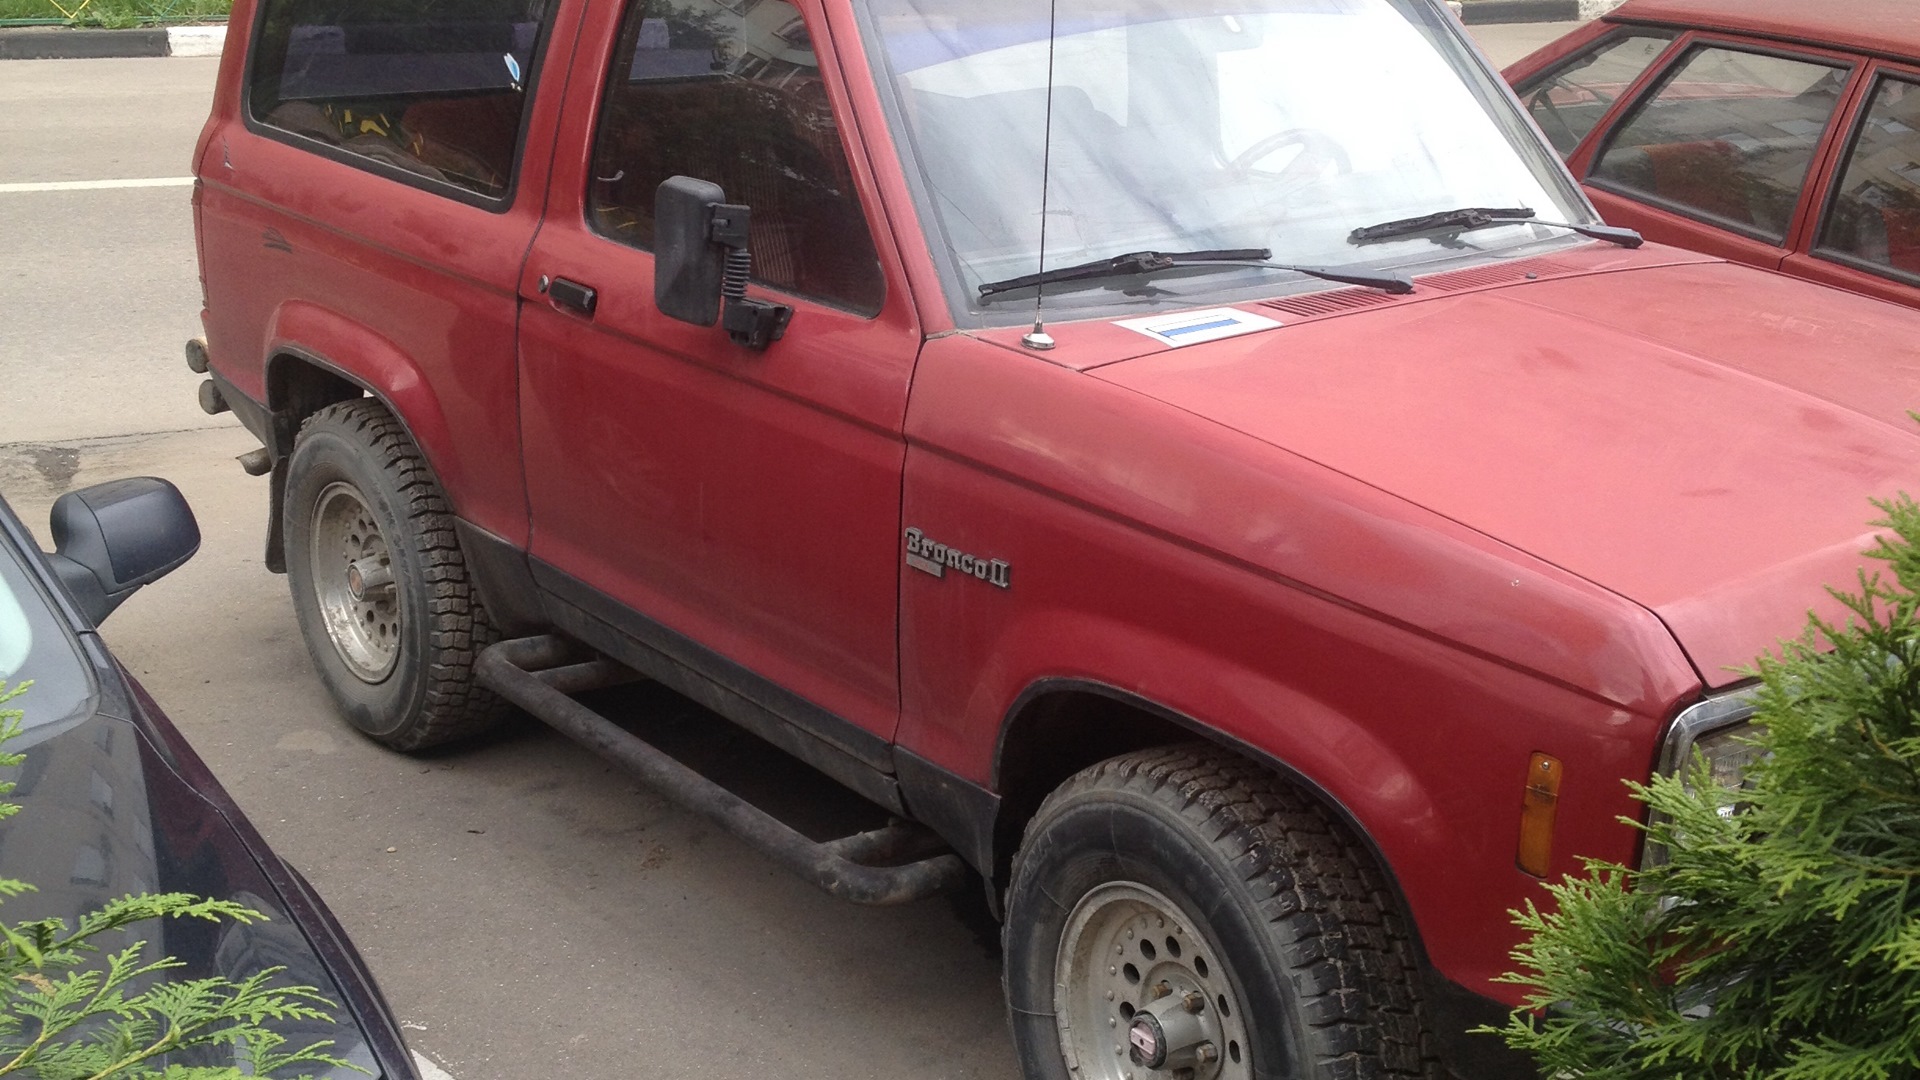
left=655, top=174, right=729, bottom=328
left=47, top=477, right=200, bottom=626
left=653, top=175, right=793, bottom=350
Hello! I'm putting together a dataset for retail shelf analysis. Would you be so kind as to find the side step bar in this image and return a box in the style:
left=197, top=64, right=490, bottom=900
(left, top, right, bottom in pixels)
left=475, top=635, right=970, bottom=906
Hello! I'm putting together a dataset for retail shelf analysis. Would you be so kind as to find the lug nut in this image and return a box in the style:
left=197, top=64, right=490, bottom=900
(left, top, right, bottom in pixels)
left=1195, top=1042, right=1219, bottom=1064
left=1150, top=980, right=1172, bottom=1000
left=1182, top=991, right=1206, bottom=1013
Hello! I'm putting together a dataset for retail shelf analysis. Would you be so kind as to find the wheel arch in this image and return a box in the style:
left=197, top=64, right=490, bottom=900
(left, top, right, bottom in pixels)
left=254, top=305, right=461, bottom=571
left=989, top=677, right=1430, bottom=970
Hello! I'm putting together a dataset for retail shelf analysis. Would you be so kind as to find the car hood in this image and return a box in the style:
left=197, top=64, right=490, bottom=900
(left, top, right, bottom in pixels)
left=0, top=689, right=385, bottom=1078
left=1094, top=259, right=1920, bottom=685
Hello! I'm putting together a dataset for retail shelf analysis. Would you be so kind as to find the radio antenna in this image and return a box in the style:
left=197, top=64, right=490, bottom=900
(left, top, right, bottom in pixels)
left=1021, top=0, right=1061, bottom=351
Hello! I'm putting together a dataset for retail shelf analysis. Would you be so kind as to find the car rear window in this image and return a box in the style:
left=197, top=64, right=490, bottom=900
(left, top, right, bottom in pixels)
left=246, top=0, right=557, bottom=202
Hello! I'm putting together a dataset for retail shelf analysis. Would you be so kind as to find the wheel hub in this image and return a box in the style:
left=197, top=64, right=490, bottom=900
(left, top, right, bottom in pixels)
left=309, top=483, right=401, bottom=684
left=1054, top=882, right=1249, bottom=1080
left=1128, top=991, right=1215, bottom=1071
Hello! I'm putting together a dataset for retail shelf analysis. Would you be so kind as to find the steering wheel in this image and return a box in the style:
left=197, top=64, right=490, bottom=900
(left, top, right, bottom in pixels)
left=1226, top=127, right=1351, bottom=183
left=1527, top=77, right=1608, bottom=156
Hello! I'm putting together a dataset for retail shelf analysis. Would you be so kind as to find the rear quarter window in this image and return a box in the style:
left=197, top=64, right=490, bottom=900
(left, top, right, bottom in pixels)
left=246, top=0, right=557, bottom=202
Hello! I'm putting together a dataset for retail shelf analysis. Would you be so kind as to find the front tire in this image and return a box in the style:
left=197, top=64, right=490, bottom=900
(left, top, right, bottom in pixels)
left=1004, top=745, right=1435, bottom=1080
left=284, top=399, right=509, bottom=750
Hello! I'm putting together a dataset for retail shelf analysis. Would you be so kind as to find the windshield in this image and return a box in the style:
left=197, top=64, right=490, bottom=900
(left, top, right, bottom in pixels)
left=0, top=534, right=95, bottom=734
left=858, top=0, right=1593, bottom=324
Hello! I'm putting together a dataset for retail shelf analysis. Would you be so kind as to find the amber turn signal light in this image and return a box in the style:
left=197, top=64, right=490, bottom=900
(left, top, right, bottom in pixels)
left=1517, top=752, right=1563, bottom=878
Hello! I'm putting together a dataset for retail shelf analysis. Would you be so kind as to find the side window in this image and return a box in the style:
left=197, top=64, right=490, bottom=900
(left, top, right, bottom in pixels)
left=1817, top=77, right=1920, bottom=281
left=1590, top=46, right=1848, bottom=242
left=588, top=0, right=886, bottom=315
left=1516, top=33, right=1674, bottom=158
left=247, top=0, right=554, bottom=202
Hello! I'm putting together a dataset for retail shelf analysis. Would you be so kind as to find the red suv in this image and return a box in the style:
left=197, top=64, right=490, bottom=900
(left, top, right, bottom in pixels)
left=189, top=1, right=1920, bottom=1077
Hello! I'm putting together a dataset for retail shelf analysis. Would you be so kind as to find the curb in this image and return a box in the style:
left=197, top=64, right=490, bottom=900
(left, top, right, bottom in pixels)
left=1457, top=0, right=1626, bottom=23
left=1458, top=0, right=1579, bottom=24
left=0, top=23, right=225, bottom=60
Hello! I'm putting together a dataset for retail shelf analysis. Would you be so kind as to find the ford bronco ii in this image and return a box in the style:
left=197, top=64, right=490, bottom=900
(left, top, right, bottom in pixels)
left=188, top=0, right=1920, bottom=1076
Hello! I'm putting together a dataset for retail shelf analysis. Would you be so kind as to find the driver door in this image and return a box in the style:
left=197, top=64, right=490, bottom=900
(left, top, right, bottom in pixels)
left=516, top=0, right=921, bottom=750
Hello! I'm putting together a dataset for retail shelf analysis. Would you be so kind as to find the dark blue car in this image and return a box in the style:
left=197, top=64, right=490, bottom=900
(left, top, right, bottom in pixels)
left=0, top=477, right=417, bottom=1079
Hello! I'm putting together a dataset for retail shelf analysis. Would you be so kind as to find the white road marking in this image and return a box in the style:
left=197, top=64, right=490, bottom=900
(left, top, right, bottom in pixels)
left=0, top=178, right=195, bottom=194
left=412, top=1050, right=459, bottom=1080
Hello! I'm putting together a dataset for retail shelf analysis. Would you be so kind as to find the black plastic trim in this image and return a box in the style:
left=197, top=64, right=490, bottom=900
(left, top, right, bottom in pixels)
left=208, top=367, right=274, bottom=452
left=893, top=748, right=999, bottom=877
left=532, top=560, right=902, bottom=812
left=1421, top=969, right=1538, bottom=1079
left=452, top=519, right=546, bottom=637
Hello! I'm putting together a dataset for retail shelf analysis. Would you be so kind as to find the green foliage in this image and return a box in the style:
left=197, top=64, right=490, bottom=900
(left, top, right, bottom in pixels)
left=0, top=682, right=356, bottom=1079
left=1488, top=495, right=1920, bottom=1079
left=0, top=0, right=228, bottom=29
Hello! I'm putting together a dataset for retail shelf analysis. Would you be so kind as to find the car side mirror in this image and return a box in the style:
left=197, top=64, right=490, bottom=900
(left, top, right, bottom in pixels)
left=46, top=477, right=200, bottom=626
left=653, top=175, right=793, bottom=351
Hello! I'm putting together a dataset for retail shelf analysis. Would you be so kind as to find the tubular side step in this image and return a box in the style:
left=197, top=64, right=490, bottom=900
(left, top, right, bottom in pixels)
left=475, top=635, right=970, bottom=905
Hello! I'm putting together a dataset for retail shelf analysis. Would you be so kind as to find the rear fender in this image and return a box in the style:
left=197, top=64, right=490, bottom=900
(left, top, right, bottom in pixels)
left=254, top=303, right=459, bottom=573
left=262, top=302, right=457, bottom=483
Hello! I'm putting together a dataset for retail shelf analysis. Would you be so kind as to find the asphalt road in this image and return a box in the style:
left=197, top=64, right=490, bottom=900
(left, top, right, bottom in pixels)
left=0, top=22, right=1577, bottom=1080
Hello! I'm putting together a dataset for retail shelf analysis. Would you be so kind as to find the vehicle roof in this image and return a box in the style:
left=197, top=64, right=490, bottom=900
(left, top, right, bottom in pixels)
left=1608, top=0, right=1920, bottom=61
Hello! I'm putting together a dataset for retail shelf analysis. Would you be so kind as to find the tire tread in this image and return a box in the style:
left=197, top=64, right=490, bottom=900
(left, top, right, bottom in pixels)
left=295, top=399, right=509, bottom=750
left=1018, top=744, right=1445, bottom=1080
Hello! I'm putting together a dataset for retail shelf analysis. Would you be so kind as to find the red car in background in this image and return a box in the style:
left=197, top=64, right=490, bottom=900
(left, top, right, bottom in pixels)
left=1506, top=0, right=1920, bottom=310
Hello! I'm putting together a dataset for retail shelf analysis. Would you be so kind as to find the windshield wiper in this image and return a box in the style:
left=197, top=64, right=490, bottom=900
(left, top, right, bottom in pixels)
left=1348, top=207, right=1643, bottom=248
left=976, top=247, right=1414, bottom=299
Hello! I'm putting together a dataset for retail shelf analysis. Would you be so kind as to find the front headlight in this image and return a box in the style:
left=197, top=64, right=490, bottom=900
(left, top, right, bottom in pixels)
left=1644, top=689, right=1761, bottom=865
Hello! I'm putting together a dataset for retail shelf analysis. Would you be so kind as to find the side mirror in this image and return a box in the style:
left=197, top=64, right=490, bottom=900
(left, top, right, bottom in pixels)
left=46, top=477, right=200, bottom=626
left=653, top=175, right=793, bottom=351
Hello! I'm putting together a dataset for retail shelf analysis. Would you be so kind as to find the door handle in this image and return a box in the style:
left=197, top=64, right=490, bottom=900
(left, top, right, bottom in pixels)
left=544, top=276, right=598, bottom=317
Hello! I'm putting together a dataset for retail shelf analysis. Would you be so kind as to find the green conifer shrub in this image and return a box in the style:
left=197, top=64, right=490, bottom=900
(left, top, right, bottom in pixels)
left=1490, top=495, right=1920, bottom=1079
left=0, top=681, right=355, bottom=1079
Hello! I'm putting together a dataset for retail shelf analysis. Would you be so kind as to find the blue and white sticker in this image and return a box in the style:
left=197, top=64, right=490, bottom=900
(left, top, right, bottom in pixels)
left=1114, top=307, right=1282, bottom=348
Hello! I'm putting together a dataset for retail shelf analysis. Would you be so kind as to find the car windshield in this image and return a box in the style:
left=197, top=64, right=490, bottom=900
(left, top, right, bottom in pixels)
left=0, top=532, right=95, bottom=733
left=857, top=0, right=1593, bottom=324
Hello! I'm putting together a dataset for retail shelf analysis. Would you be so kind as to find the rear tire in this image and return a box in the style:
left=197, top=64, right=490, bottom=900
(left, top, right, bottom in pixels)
left=1003, top=744, right=1437, bottom=1080
left=284, top=399, right=509, bottom=750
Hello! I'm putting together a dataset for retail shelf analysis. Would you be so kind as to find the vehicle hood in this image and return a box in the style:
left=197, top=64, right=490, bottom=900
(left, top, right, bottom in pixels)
left=0, top=686, right=387, bottom=1078
left=1093, top=259, right=1920, bottom=685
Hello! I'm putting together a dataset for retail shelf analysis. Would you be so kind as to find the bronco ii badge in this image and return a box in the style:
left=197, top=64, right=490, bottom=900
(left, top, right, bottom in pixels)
left=904, top=527, right=1010, bottom=589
